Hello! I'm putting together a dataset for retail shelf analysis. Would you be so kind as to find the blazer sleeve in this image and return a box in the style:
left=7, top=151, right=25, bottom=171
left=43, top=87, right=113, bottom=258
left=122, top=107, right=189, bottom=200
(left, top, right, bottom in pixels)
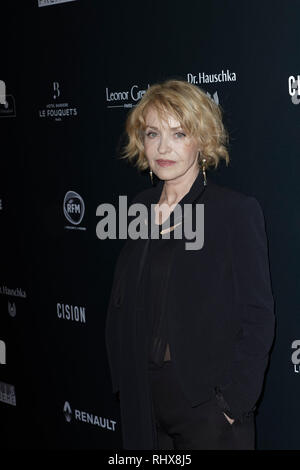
left=218, top=196, right=275, bottom=422
left=105, top=236, right=133, bottom=398
left=104, top=192, right=142, bottom=399
left=104, top=249, right=124, bottom=397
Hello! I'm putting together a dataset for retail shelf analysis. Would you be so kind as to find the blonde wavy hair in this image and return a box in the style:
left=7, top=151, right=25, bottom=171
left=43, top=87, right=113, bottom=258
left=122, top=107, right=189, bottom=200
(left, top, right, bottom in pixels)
left=120, top=79, right=230, bottom=172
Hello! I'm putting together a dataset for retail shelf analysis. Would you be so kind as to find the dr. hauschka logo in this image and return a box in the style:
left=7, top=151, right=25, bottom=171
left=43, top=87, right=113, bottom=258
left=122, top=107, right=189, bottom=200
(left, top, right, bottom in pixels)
left=0, top=80, right=16, bottom=118
left=0, top=381, right=16, bottom=406
left=0, top=285, right=27, bottom=298
left=291, top=339, right=300, bottom=373
left=38, top=0, right=78, bottom=7
left=0, top=340, right=6, bottom=365
left=0, top=284, right=27, bottom=318
left=63, top=400, right=117, bottom=431
left=105, top=83, right=150, bottom=109
left=187, top=69, right=237, bottom=85
left=63, top=191, right=86, bottom=231
left=57, top=302, right=86, bottom=323
left=8, top=301, right=16, bottom=318
left=288, top=75, right=300, bottom=105
left=38, top=82, right=78, bottom=122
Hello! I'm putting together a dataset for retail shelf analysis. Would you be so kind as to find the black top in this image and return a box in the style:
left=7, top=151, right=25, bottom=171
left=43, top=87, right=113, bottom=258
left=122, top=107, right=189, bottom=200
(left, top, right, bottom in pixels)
left=141, top=177, right=203, bottom=371
left=140, top=212, right=177, bottom=370
left=145, top=236, right=172, bottom=369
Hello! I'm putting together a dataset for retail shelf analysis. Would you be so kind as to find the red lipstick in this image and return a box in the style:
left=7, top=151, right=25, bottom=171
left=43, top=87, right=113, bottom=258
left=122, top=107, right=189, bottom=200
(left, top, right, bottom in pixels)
left=156, top=159, right=176, bottom=167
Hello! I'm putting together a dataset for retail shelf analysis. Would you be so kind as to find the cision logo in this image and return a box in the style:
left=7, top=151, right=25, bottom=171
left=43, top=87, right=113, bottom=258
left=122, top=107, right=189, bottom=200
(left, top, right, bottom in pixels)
left=57, top=302, right=86, bottom=324
left=63, top=400, right=117, bottom=431
left=291, top=339, right=300, bottom=373
left=63, top=190, right=86, bottom=231
left=288, top=75, right=300, bottom=105
left=38, top=82, right=78, bottom=122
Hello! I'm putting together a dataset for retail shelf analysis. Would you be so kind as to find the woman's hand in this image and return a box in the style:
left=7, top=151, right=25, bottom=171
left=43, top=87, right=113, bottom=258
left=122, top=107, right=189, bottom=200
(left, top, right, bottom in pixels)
left=223, top=412, right=235, bottom=425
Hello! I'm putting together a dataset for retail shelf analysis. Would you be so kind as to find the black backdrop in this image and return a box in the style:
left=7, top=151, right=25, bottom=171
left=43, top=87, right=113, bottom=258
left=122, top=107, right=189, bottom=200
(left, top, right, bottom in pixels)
left=1, top=0, right=299, bottom=450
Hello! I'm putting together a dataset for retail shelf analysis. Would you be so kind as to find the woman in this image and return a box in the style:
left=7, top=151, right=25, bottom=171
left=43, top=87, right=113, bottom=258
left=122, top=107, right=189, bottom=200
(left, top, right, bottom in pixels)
left=105, top=79, right=275, bottom=450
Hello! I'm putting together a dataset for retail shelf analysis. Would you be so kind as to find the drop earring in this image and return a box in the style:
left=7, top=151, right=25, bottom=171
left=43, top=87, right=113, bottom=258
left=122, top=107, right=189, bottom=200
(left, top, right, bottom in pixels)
left=202, top=158, right=207, bottom=186
left=149, top=169, right=153, bottom=186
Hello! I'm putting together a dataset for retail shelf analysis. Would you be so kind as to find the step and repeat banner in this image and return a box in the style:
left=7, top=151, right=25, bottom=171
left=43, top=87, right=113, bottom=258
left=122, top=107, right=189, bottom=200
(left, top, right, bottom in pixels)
left=0, top=0, right=299, bottom=450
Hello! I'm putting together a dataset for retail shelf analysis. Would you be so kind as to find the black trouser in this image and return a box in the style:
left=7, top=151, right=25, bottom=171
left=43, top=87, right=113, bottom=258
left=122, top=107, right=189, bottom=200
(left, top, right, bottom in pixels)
left=148, top=360, right=255, bottom=450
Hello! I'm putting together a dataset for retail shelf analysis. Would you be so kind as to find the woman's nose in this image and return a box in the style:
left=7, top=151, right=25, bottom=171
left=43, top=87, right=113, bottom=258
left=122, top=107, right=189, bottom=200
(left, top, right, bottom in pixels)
left=157, top=135, right=171, bottom=154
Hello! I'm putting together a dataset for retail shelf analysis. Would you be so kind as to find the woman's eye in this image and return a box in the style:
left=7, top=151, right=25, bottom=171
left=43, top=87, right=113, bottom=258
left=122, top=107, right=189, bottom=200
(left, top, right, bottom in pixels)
left=146, top=131, right=157, bottom=138
left=145, top=131, right=185, bottom=139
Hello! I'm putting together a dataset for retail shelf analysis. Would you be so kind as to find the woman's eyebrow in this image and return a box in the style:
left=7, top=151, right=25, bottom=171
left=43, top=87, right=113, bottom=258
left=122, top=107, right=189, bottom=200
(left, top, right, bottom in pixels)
left=145, top=125, right=182, bottom=130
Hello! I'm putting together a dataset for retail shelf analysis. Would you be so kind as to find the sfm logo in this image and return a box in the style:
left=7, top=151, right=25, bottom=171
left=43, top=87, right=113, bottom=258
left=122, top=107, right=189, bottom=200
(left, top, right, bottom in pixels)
left=291, top=340, right=300, bottom=373
left=288, top=76, right=300, bottom=105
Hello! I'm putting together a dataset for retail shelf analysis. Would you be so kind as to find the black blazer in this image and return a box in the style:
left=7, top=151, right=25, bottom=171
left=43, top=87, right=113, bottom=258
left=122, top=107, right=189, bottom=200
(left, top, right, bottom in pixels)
left=105, top=170, right=275, bottom=449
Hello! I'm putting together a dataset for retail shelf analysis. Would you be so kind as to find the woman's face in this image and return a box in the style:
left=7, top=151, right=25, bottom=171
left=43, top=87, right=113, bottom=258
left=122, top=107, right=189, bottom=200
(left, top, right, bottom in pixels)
left=143, top=106, right=200, bottom=180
